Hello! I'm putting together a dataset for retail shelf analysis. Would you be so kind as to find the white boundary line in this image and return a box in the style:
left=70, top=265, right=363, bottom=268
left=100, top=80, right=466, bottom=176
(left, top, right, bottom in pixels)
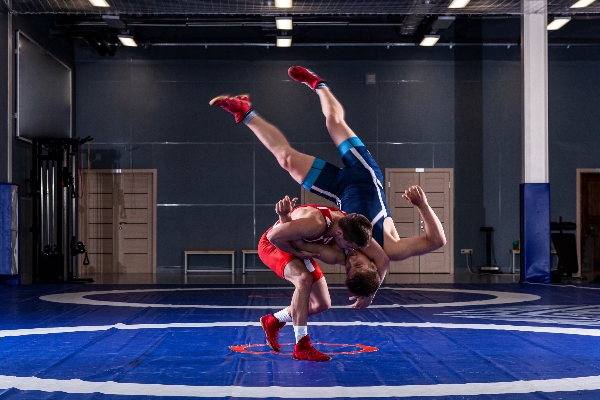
left=39, top=287, right=540, bottom=309
left=0, top=322, right=600, bottom=397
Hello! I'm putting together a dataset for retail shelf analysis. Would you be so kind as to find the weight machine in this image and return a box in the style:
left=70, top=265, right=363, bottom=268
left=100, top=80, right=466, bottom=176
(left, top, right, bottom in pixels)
left=550, top=217, right=580, bottom=283
left=31, top=137, right=92, bottom=283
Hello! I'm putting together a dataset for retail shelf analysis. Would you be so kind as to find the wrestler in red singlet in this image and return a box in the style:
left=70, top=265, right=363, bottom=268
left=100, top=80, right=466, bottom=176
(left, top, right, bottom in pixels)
left=258, top=204, right=346, bottom=280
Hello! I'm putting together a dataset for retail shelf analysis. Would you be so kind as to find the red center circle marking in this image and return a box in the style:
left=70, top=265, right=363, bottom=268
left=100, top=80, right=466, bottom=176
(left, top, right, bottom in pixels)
left=230, top=342, right=378, bottom=356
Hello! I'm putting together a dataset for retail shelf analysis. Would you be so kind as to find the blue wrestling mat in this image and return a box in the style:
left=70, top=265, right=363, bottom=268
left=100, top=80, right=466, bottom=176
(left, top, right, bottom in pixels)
left=1, top=283, right=600, bottom=399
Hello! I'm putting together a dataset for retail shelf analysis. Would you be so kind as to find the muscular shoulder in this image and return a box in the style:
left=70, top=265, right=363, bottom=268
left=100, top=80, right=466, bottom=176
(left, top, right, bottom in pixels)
left=292, top=207, right=325, bottom=223
left=330, top=210, right=347, bottom=219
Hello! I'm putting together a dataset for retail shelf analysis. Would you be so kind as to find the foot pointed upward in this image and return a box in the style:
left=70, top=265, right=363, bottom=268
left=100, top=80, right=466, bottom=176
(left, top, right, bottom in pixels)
left=288, top=66, right=327, bottom=92
left=209, top=94, right=253, bottom=124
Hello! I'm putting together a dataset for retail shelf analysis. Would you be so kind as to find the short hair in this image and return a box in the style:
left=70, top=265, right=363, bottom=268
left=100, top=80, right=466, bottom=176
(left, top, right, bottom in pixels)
left=338, top=213, right=372, bottom=248
left=345, top=267, right=380, bottom=297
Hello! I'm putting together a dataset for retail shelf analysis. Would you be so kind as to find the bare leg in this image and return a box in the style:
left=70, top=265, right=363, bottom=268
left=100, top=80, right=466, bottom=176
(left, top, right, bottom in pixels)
left=316, top=88, right=358, bottom=148
left=283, top=259, right=315, bottom=326
left=246, top=116, right=315, bottom=184
left=281, top=275, right=330, bottom=321
left=285, top=263, right=331, bottom=325
left=307, top=277, right=331, bottom=315
left=280, top=274, right=330, bottom=323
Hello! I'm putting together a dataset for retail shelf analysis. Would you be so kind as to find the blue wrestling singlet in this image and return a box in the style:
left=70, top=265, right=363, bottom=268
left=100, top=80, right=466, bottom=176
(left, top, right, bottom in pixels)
left=301, top=136, right=391, bottom=246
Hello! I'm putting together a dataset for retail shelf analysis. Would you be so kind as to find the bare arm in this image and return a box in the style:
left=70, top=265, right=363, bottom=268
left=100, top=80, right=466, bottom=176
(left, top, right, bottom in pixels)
left=276, top=195, right=296, bottom=224
left=385, top=185, right=447, bottom=261
left=291, top=240, right=346, bottom=265
left=267, top=217, right=326, bottom=257
left=361, top=238, right=390, bottom=284
left=267, top=196, right=325, bottom=258
left=348, top=238, right=390, bottom=309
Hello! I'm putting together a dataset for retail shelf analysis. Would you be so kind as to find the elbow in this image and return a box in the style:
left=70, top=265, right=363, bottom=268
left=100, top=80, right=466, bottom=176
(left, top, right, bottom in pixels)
left=266, top=230, right=278, bottom=245
left=436, top=234, right=447, bottom=249
left=382, top=254, right=390, bottom=268
left=425, top=234, right=446, bottom=253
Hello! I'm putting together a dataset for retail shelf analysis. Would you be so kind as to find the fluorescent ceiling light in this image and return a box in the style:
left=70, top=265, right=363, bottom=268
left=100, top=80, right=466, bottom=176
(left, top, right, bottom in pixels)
left=419, top=35, right=440, bottom=47
left=276, top=36, right=292, bottom=47
left=275, top=0, right=292, bottom=8
left=89, top=0, right=110, bottom=7
left=118, top=35, right=137, bottom=47
left=547, top=17, right=571, bottom=30
left=571, top=0, right=595, bottom=7
left=448, top=0, right=471, bottom=8
left=276, top=17, right=293, bottom=30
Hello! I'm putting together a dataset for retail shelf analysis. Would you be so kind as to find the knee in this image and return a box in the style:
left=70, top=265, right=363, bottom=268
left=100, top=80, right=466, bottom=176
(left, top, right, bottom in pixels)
left=325, top=112, right=345, bottom=131
left=308, top=297, right=330, bottom=316
left=293, top=270, right=314, bottom=291
left=313, top=297, right=331, bottom=314
left=275, top=147, right=297, bottom=172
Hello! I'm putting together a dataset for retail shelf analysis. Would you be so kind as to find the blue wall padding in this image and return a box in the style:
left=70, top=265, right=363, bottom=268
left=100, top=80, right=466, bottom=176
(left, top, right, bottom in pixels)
left=520, top=183, right=551, bottom=283
left=0, top=184, right=18, bottom=275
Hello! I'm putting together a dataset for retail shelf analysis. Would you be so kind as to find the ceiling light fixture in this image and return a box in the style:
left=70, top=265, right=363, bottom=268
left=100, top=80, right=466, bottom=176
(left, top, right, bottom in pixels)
left=88, top=0, right=110, bottom=7
left=448, top=0, right=471, bottom=8
left=419, top=35, right=440, bottom=46
left=275, top=0, right=292, bottom=8
left=276, top=17, right=293, bottom=30
left=547, top=17, right=571, bottom=30
left=276, top=36, right=292, bottom=47
left=571, top=0, right=595, bottom=7
left=118, top=35, right=137, bottom=47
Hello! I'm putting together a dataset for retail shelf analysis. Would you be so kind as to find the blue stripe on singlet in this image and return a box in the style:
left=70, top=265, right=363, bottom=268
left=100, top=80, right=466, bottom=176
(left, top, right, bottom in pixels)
left=338, top=137, right=365, bottom=157
left=301, top=158, right=326, bottom=191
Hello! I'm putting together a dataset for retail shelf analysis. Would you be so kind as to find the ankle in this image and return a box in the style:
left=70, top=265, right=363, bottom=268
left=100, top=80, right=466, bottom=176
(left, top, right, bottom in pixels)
left=242, top=110, right=257, bottom=125
left=293, top=325, right=308, bottom=342
left=315, top=82, right=329, bottom=91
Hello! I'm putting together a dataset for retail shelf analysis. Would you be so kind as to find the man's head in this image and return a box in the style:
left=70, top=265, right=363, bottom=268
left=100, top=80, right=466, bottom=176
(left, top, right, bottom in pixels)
left=335, top=213, right=372, bottom=251
left=344, top=250, right=380, bottom=296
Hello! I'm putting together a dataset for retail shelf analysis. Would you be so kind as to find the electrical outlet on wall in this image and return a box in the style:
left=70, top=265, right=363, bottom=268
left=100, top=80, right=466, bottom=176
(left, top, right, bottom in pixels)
left=461, top=249, right=473, bottom=254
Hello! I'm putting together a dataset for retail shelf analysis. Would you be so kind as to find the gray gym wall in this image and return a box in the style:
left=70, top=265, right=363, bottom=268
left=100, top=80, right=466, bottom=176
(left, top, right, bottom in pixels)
left=8, top=15, right=600, bottom=276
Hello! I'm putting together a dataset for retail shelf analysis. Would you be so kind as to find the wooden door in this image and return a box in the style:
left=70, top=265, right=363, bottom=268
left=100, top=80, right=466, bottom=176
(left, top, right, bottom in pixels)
left=79, top=170, right=157, bottom=275
left=79, top=172, right=115, bottom=274
left=579, top=171, right=600, bottom=272
left=115, top=172, right=156, bottom=273
left=386, top=168, right=454, bottom=273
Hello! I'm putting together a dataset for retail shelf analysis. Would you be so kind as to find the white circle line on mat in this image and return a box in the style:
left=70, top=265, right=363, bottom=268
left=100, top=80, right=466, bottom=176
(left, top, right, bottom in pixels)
left=39, top=287, right=540, bottom=309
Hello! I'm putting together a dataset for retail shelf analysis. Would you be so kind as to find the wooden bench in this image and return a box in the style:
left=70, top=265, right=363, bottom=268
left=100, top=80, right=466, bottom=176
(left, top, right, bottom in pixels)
left=242, top=249, right=269, bottom=273
left=509, top=249, right=557, bottom=274
left=184, top=250, right=235, bottom=275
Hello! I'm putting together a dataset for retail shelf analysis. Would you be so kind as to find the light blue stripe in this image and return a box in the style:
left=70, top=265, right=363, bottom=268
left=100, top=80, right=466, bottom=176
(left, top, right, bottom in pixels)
left=302, top=158, right=326, bottom=191
left=242, top=110, right=258, bottom=125
left=337, top=137, right=365, bottom=157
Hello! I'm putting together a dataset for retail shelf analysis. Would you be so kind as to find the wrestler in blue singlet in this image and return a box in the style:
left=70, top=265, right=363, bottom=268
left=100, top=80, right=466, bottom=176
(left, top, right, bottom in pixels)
left=301, top=136, right=391, bottom=247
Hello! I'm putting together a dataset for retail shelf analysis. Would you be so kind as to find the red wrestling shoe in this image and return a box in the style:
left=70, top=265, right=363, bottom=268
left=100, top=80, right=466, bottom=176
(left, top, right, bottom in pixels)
left=233, top=94, right=250, bottom=103
left=293, top=335, right=332, bottom=362
left=288, top=66, right=326, bottom=92
left=209, top=94, right=252, bottom=123
left=260, top=314, right=286, bottom=352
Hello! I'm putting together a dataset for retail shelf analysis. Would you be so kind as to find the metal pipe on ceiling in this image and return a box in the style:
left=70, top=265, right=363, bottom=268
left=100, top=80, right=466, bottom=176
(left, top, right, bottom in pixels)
left=143, top=41, right=600, bottom=47
left=146, top=42, right=521, bottom=47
